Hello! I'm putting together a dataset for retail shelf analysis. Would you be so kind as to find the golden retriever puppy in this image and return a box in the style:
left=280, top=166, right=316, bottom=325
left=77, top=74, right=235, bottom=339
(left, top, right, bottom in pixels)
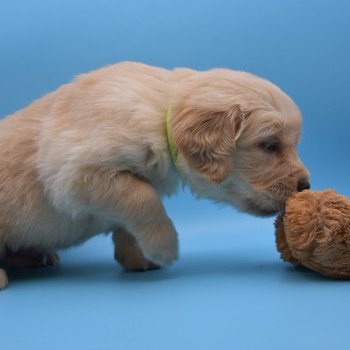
left=0, top=62, right=309, bottom=289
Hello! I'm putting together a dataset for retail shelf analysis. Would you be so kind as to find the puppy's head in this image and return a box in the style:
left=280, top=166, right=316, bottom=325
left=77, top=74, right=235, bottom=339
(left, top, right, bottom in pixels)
left=172, top=69, right=309, bottom=216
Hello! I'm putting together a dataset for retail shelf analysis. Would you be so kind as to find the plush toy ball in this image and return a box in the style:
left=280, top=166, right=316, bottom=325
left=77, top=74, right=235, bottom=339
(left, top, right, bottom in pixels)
left=275, top=190, right=350, bottom=279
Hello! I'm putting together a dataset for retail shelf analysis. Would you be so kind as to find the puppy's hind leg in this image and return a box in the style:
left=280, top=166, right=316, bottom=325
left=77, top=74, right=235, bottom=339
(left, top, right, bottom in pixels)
left=4, top=249, right=60, bottom=268
left=0, top=247, right=8, bottom=290
left=0, top=268, right=8, bottom=290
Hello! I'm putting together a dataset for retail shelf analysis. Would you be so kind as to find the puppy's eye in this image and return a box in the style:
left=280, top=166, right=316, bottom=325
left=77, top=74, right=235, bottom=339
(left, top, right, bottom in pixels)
left=260, top=140, right=279, bottom=152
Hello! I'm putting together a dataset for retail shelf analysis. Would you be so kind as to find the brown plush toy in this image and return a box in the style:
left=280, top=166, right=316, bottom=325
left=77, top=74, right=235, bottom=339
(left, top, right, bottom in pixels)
left=275, top=190, right=350, bottom=279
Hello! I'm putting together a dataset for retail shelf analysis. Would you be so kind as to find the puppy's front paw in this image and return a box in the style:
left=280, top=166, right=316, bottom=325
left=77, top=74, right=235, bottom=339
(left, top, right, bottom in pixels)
left=140, top=227, right=179, bottom=266
left=114, top=237, right=160, bottom=272
left=118, top=253, right=160, bottom=272
left=0, top=268, right=8, bottom=290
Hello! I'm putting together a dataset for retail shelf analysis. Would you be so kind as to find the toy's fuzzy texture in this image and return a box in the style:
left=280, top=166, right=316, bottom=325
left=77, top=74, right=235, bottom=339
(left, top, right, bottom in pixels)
left=275, top=190, right=350, bottom=279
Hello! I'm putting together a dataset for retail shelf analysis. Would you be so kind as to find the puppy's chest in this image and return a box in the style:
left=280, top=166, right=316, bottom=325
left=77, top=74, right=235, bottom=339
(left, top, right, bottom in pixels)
left=147, top=168, right=180, bottom=197
left=143, top=154, right=180, bottom=197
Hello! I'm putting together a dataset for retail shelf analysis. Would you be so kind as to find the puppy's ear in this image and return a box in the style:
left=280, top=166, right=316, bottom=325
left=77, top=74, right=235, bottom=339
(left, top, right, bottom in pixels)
left=173, top=105, right=245, bottom=184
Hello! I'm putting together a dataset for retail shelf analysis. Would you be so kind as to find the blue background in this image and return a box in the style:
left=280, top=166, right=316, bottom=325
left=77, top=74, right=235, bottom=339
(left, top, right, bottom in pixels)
left=1, top=1, right=349, bottom=349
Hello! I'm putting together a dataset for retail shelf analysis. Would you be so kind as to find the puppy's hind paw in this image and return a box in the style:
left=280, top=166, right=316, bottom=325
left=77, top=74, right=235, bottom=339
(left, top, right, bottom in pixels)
left=0, top=268, right=8, bottom=290
left=45, top=252, right=60, bottom=266
left=4, top=249, right=60, bottom=268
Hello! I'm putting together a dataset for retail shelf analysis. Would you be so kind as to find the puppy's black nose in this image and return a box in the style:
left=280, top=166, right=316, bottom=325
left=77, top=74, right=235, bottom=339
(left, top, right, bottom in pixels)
left=297, top=180, right=310, bottom=192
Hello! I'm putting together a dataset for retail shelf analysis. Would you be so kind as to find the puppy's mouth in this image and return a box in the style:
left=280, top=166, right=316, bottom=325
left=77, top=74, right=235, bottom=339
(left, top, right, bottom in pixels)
left=243, top=198, right=279, bottom=217
left=227, top=177, right=297, bottom=217
left=243, top=189, right=293, bottom=217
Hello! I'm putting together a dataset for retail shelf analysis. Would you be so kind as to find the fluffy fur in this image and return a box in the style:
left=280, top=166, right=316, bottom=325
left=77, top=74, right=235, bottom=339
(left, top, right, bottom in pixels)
left=275, top=190, right=350, bottom=279
left=0, top=62, right=309, bottom=289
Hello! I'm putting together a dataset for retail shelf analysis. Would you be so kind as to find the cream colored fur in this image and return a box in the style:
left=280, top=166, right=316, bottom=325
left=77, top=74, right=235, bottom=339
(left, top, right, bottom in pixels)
left=0, top=62, right=309, bottom=289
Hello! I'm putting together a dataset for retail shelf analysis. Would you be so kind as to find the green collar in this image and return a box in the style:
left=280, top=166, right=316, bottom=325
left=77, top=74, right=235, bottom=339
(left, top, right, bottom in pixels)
left=166, top=105, right=180, bottom=173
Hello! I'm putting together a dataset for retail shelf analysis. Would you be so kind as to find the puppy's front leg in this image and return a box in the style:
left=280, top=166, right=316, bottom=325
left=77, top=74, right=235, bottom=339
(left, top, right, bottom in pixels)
left=78, top=170, right=178, bottom=266
left=113, top=228, right=160, bottom=271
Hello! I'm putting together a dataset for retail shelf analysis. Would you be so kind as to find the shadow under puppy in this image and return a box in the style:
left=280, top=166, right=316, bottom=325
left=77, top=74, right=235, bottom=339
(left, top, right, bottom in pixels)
left=0, top=62, right=309, bottom=289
